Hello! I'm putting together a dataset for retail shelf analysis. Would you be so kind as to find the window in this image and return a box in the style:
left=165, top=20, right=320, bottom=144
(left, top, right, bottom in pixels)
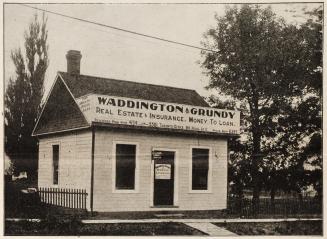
left=52, top=145, right=59, bottom=185
left=192, top=148, right=209, bottom=190
left=115, top=144, right=136, bottom=190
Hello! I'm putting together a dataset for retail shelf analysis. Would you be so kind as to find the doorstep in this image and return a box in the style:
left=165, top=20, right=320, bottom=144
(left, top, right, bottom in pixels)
left=150, top=205, right=179, bottom=208
left=155, top=213, right=184, bottom=218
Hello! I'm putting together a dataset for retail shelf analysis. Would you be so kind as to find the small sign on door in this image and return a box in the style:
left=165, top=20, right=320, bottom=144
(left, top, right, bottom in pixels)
left=155, top=164, right=171, bottom=179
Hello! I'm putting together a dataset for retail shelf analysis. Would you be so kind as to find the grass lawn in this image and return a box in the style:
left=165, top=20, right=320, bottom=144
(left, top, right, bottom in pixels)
left=215, top=220, right=323, bottom=235
left=5, top=221, right=205, bottom=236
left=90, top=210, right=322, bottom=220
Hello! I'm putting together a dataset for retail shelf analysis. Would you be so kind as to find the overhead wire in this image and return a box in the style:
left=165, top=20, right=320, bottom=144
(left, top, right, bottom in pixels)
left=19, top=3, right=218, bottom=54
left=83, top=25, right=202, bottom=55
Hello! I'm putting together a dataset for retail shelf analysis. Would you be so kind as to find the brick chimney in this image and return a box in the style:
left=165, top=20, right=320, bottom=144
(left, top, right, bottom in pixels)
left=66, top=50, right=82, bottom=74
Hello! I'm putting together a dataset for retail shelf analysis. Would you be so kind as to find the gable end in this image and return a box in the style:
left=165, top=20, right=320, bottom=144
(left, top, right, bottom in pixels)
left=33, top=77, right=90, bottom=136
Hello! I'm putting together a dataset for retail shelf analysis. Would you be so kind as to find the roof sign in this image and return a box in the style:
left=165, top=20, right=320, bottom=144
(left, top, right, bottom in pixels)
left=76, top=94, right=240, bottom=135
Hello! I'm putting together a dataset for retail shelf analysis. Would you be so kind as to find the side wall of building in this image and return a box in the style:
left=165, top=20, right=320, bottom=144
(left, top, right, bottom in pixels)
left=93, top=129, right=228, bottom=212
left=38, top=130, right=92, bottom=210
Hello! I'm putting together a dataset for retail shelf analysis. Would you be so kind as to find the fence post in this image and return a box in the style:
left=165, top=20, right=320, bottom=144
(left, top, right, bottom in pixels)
left=45, top=187, right=47, bottom=204
left=78, top=189, right=81, bottom=208
left=38, top=187, right=41, bottom=203
left=74, top=189, right=76, bottom=209
left=52, top=188, right=54, bottom=205
left=83, top=189, right=86, bottom=210
left=84, top=190, right=87, bottom=210
left=72, top=188, right=74, bottom=208
left=60, top=188, right=62, bottom=207
left=78, top=189, right=80, bottom=209
left=49, top=188, right=51, bottom=204
left=64, top=188, right=67, bottom=207
left=55, top=188, right=58, bottom=206
left=81, top=189, right=83, bottom=210
left=67, top=188, right=70, bottom=207
left=47, top=187, right=50, bottom=204
left=70, top=189, right=72, bottom=208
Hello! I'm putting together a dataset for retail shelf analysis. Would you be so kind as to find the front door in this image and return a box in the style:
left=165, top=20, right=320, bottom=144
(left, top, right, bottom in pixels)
left=153, top=150, right=174, bottom=206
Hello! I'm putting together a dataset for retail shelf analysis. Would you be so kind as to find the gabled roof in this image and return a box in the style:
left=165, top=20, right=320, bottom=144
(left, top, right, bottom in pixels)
left=58, top=72, right=209, bottom=107
left=33, top=71, right=210, bottom=136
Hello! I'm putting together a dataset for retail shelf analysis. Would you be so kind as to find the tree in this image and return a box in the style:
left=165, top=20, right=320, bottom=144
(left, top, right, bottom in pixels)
left=201, top=5, right=318, bottom=209
left=271, top=6, right=323, bottom=199
left=5, top=13, right=49, bottom=178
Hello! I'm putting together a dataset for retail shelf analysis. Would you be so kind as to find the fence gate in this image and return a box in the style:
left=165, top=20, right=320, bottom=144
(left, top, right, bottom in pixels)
left=38, top=187, right=87, bottom=210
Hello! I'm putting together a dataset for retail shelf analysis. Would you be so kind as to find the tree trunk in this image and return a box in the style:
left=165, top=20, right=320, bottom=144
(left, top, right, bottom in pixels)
left=251, top=99, right=261, bottom=215
left=270, top=186, right=276, bottom=213
left=297, top=189, right=303, bottom=202
left=251, top=156, right=261, bottom=214
left=237, top=187, right=244, bottom=199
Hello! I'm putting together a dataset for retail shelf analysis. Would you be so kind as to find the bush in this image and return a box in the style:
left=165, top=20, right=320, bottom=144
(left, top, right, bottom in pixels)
left=19, top=189, right=40, bottom=208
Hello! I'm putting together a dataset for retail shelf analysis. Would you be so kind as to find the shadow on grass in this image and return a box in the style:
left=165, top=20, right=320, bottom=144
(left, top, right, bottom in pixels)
left=215, top=221, right=323, bottom=235
left=5, top=221, right=205, bottom=236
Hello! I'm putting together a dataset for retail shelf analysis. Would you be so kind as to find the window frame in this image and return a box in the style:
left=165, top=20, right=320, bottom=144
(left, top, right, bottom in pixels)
left=51, top=142, right=61, bottom=186
left=112, top=141, right=139, bottom=193
left=189, top=146, right=212, bottom=193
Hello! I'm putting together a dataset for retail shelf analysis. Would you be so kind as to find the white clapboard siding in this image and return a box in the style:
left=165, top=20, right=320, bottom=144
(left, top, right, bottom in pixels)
left=93, top=129, right=228, bottom=212
left=38, top=128, right=228, bottom=212
left=38, top=130, right=92, bottom=210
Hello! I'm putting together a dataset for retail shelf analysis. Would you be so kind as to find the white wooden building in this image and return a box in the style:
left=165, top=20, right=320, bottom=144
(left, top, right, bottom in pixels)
left=33, top=50, right=240, bottom=212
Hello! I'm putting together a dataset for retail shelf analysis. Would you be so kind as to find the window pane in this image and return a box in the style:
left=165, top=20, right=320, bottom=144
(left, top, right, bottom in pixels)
left=53, top=145, right=59, bottom=185
left=192, top=148, right=209, bottom=190
left=116, top=144, right=136, bottom=189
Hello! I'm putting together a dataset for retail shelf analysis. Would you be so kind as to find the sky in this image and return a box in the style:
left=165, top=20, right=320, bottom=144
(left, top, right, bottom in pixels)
left=4, top=2, right=322, bottom=98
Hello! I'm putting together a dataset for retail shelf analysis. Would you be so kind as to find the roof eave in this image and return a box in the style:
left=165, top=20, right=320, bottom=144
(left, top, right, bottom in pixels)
left=33, top=125, right=91, bottom=137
